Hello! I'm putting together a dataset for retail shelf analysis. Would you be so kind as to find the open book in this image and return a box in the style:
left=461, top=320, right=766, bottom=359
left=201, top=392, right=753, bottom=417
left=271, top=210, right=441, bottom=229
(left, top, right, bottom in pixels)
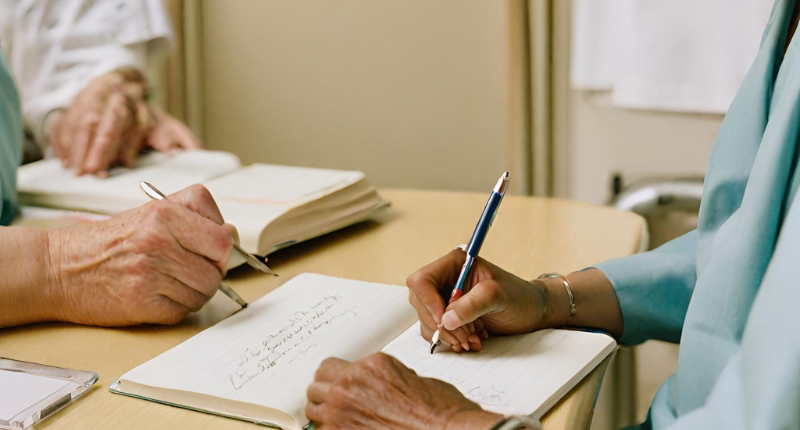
left=16, top=151, right=387, bottom=256
left=110, top=274, right=616, bottom=430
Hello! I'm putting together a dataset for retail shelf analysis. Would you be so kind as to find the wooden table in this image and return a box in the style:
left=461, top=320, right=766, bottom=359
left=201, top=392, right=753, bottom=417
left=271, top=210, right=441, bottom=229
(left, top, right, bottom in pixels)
left=0, top=189, right=644, bottom=430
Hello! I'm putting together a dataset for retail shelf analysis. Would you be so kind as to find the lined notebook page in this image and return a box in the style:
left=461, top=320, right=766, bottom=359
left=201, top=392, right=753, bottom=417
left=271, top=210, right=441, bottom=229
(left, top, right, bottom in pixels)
left=120, top=274, right=417, bottom=426
left=382, top=323, right=616, bottom=417
left=203, top=165, right=365, bottom=252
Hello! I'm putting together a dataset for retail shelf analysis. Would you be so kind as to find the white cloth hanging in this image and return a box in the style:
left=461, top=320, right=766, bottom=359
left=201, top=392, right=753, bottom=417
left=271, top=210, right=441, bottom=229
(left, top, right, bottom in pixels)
left=571, top=0, right=774, bottom=114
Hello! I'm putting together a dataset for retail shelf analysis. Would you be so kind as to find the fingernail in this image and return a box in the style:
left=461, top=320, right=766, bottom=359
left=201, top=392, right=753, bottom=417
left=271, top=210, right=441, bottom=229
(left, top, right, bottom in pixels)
left=469, top=334, right=480, bottom=344
left=442, top=310, right=459, bottom=330
left=462, top=342, right=470, bottom=351
left=468, top=324, right=476, bottom=334
left=482, top=330, right=489, bottom=340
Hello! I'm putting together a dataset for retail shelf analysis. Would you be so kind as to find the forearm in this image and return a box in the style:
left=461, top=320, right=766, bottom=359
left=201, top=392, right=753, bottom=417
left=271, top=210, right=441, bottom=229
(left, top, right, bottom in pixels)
left=0, top=227, right=60, bottom=328
left=536, top=268, right=624, bottom=338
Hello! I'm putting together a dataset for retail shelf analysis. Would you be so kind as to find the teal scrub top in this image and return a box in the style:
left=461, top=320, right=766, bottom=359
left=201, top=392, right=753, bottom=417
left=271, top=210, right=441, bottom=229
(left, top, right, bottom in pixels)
left=596, top=0, right=800, bottom=428
left=0, top=49, right=22, bottom=225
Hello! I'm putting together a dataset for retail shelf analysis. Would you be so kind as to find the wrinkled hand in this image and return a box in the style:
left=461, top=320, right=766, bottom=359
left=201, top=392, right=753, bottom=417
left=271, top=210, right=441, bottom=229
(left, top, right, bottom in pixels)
left=50, top=69, right=154, bottom=176
left=49, top=70, right=203, bottom=177
left=147, top=107, right=203, bottom=153
left=306, top=353, right=501, bottom=430
left=406, top=249, right=547, bottom=352
left=45, top=185, right=233, bottom=326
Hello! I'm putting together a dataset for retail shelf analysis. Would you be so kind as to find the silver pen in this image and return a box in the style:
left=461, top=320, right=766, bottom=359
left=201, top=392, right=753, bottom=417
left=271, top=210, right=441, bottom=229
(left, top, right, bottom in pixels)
left=139, top=181, right=272, bottom=308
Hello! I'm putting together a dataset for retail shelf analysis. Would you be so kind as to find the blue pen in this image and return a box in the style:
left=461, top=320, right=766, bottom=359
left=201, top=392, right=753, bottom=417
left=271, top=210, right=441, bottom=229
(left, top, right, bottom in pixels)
left=430, top=171, right=509, bottom=353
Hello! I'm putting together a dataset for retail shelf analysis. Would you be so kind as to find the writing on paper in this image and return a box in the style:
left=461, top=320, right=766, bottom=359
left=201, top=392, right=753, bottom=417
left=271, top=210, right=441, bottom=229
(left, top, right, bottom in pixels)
left=227, top=294, right=357, bottom=390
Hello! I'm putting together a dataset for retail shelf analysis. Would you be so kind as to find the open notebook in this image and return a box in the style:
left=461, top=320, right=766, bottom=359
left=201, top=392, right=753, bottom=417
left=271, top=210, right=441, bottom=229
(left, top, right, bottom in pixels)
left=17, top=151, right=387, bottom=256
left=110, top=274, right=616, bottom=430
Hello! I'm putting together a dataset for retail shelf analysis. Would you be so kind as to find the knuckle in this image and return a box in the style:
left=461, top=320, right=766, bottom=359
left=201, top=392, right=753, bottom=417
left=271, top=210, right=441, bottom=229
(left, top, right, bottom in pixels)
left=305, top=384, right=315, bottom=400
left=315, top=358, right=335, bottom=381
left=188, top=184, right=213, bottom=203
left=359, top=352, right=392, bottom=371
left=152, top=200, right=174, bottom=221
left=190, top=296, right=205, bottom=312
left=336, top=370, right=357, bottom=389
left=304, top=403, right=315, bottom=419
left=211, top=227, right=233, bottom=254
left=163, top=309, right=186, bottom=325
left=483, top=281, right=503, bottom=302
left=405, top=270, right=426, bottom=289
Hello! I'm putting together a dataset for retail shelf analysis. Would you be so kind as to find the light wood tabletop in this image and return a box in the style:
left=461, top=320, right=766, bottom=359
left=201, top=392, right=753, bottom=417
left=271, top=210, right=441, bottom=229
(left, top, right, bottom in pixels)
left=1, top=189, right=644, bottom=430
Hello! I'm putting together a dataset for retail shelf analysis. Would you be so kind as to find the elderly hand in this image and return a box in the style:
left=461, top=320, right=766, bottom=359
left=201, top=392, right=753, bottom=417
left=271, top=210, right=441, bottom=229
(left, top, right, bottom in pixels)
left=306, top=353, right=502, bottom=430
left=44, top=185, right=233, bottom=326
left=147, top=107, right=203, bottom=153
left=49, top=69, right=203, bottom=177
left=406, top=249, right=547, bottom=353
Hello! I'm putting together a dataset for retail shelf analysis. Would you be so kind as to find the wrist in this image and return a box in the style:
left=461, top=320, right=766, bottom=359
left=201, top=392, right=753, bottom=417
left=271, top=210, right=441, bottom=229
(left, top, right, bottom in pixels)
left=537, top=277, right=571, bottom=329
left=0, top=227, right=65, bottom=327
left=43, top=228, right=67, bottom=322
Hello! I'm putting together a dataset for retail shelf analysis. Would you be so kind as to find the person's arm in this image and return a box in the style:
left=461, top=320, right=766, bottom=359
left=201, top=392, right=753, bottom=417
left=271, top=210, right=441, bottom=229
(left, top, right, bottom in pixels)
left=590, top=230, right=697, bottom=345
left=13, top=0, right=170, bottom=152
left=639, top=227, right=800, bottom=430
left=407, top=230, right=698, bottom=352
left=14, top=0, right=200, bottom=175
left=537, top=267, right=624, bottom=338
left=0, top=185, right=233, bottom=328
left=0, top=227, right=60, bottom=327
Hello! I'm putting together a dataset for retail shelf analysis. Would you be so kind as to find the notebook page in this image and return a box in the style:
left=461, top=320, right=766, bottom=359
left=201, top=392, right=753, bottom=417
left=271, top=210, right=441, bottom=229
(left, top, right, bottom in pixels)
left=17, top=151, right=241, bottom=214
left=0, top=370, right=79, bottom=422
left=382, top=323, right=616, bottom=417
left=120, top=274, right=417, bottom=427
left=204, top=164, right=365, bottom=252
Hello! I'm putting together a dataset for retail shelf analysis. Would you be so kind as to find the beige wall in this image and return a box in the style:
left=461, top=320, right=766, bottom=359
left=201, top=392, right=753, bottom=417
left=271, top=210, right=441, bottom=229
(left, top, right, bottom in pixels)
left=200, top=0, right=528, bottom=193
left=186, top=0, right=722, bottom=202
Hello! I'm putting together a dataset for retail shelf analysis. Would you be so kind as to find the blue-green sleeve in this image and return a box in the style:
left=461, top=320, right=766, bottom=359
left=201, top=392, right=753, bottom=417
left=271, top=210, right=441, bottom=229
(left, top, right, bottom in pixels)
left=594, top=230, right=698, bottom=345
left=653, top=216, right=800, bottom=430
left=0, top=50, right=22, bottom=226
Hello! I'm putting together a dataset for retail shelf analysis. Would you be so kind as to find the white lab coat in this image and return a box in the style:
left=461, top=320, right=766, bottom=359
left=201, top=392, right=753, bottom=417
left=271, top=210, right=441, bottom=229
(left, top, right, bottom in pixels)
left=0, top=0, right=172, bottom=153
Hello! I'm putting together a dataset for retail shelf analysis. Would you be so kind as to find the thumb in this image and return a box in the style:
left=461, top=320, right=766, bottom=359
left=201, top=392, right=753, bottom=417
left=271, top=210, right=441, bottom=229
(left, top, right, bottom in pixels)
left=222, top=223, right=240, bottom=245
left=441, top=280, right=503, bottom=330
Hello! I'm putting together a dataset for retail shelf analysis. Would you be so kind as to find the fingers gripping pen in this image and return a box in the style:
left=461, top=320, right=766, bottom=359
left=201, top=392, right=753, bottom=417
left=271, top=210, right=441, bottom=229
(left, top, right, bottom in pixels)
left=430, top=172, right=509, bottom=354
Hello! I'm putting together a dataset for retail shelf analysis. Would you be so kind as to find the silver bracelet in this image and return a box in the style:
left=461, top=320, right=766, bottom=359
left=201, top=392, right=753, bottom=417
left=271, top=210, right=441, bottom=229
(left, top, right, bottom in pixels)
left=537, top=273, right=576, bottom=325
left=487, top=415, right=542, bottom=430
